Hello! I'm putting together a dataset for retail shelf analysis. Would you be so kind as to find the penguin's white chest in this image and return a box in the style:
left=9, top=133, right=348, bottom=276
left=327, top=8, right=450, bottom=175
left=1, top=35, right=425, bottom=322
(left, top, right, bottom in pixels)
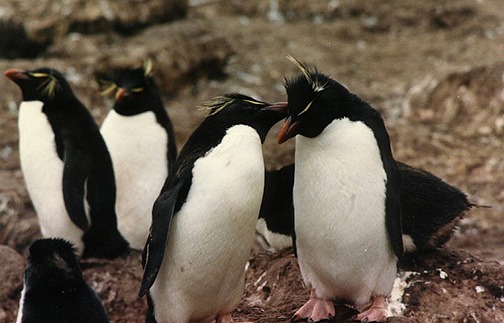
left=294, top=118, right=397, bottom=305
left=18, top=101, right=84, bottom=253
left=100, top=110, right=168, bottom=249
left=151, top=125, right=264, bottom=322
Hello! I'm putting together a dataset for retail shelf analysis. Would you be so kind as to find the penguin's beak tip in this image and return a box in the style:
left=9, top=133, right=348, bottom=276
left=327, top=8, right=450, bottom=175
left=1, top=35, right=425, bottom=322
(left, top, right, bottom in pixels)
left=278, top=117, right=298, bottom=144
left=4, top=69, right=27, bottom=81
left=115, top=88, right=129, bottom=101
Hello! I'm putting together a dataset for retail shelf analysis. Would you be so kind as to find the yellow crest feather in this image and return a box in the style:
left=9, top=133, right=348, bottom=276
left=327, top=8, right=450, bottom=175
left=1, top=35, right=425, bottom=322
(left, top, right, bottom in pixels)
left=198, top=96, right=236, bottom=116
left=286, top=55, right=328, bottom=93
left=143, top=59, right=153, bottom=77
left=38, top=75, right=60, bottom=98
left=98, top=80, right=118, bottom=97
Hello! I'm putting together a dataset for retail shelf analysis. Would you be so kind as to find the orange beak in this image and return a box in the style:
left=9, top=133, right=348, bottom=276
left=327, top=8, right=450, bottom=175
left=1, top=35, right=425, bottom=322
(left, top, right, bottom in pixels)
left=4, top=69, right=28, bottom=81
left=115, top=88, right=129, bottom=101
left=278, top=116, right=299, bottom=144
left=264, top=101, right=288, bottom=113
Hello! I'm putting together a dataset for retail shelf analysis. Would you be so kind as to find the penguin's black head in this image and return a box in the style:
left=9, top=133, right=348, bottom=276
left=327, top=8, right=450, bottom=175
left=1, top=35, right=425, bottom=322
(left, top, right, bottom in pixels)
left=278, top=57, right=351, bottom=144
left=25, top=239, right=83, bottom=289
left=100, top=61, right=162, bottom=116
left=4, top=67, right=74, bottom=103
left=201, top=93, right=288, bottom=142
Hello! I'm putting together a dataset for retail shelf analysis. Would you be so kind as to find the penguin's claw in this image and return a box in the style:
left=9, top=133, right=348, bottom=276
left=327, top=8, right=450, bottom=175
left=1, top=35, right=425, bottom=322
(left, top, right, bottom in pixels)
left=354, top=296, right=388, bottom=322
left=292, top=295, right=335, bottom=322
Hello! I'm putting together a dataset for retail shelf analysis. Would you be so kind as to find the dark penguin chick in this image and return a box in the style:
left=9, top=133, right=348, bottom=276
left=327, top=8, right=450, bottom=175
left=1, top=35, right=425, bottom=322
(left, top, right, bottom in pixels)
left=278, top=57, right=402, bottom=322
left=5, top=68, right=129, bottom=259
left=256, top=162, right=471, bottom=253
left=139, top=94, right=287, bottom=323
left=99, top=64, right=177, bottom=250
left=16, top=238, right=109, bottom=323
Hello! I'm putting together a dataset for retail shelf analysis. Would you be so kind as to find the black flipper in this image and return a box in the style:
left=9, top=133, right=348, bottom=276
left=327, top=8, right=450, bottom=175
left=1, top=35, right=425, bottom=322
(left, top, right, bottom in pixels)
left=139, top=179, right=184, bottom=297
left=62, top=139, right=91, bottom=231
left=82, top=131, right=129, bottom=259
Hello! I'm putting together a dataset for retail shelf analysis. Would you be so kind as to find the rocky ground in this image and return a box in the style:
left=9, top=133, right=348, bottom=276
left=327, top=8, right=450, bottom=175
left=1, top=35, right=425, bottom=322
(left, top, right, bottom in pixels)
left=1, top=0, right=503, bottom=322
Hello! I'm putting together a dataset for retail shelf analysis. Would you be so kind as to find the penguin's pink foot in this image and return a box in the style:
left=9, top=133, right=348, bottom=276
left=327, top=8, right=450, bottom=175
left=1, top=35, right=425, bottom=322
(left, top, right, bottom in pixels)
left=292, top=290, right=335, bottom=322
left=354, top=296, right=388, bottom=322
left=216, top=313, right=253, bottom=323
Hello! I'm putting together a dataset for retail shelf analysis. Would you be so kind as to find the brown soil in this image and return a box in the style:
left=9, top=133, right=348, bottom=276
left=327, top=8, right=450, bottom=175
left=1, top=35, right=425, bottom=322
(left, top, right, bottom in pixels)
left=1, top=0, right=503, bottom=322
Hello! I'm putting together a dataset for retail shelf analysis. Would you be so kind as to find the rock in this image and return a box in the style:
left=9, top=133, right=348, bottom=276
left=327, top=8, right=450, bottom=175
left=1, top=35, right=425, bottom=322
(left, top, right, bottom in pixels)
left=403, top=63, right=504, bottom=137
left=81, top=251, right=145, bottom=322
left=93, top=19, right=235, bottom=97
left=0, top=246, right=25, bottom=322
left=0, top=0, right=188, bottom=58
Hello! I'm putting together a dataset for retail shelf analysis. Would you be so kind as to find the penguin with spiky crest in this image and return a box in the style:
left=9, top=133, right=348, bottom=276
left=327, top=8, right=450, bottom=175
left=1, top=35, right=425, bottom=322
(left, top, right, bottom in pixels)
left=5, top=68, right=129, bottom=258
left=139, top=94, right=287, bottom=323
left=16, top=238, right=109, bottom=323
left=256, top=161, right=472, bottom=253
left=278, top=57, right=402, bottom=322
left=99, top=61, right=177, bottom=250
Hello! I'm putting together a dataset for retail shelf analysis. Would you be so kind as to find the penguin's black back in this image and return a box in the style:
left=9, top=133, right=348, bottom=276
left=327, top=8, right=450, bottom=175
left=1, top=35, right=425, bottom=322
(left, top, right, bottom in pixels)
left=259, top=164, right=295, bottom=236
left=397, top=161, right=471, bottom=248
left=21, top=239, right=109, bottom=323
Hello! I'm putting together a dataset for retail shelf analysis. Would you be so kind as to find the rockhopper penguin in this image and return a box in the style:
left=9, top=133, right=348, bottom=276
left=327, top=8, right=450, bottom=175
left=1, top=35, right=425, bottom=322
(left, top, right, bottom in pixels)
left=278, top=57, right=403, bottom=322
left=16, top=238, right=109, bottom=323
left=100, top=62, right=177, bottom=250
left=5, top=68, right=129, bottom=258
left=139, top=94, right=287, bottom=322
left=256, top=162, right=471, bottom=254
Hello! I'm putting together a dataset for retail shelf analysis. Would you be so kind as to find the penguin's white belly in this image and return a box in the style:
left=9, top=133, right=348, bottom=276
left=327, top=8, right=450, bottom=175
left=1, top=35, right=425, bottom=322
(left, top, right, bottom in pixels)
left=294, top=118, right=397, bottom=306
left=18, top=101, right=84, bottom=254
left=101, top=110, right=168, bottom=250
left=151, top=125, right=264, bottom=323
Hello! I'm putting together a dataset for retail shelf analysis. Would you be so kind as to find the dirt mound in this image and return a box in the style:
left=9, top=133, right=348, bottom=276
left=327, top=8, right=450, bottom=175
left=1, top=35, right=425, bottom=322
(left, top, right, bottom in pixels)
left=404, top=63, right=504, bottom=137
left=0, top=0, right=187, bottom=58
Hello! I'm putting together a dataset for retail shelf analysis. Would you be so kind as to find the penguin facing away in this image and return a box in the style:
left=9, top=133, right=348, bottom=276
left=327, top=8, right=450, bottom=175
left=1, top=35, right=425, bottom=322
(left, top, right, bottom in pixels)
left=278, top=58, right=402, bottom=322
left=256, top=161, right=471, bottom=254
left=100, top=63, right=177, bottom=250
left=5, top=68, right=129, bottom=259
left=139, top=94, right=287, bottom=323
left=16, top=238, right=109, bottom=323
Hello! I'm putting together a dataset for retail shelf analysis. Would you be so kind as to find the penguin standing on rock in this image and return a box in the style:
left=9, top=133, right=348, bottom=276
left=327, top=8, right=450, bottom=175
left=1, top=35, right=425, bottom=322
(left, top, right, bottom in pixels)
left=256, top=161, right=472, bottom=253
left=100, top=62, right=177, bottom=250
left=5, top=68, right=129, bottom=258
left=278, top=57, right=403, bottom=322
left=139, top=94, right=287, bottom=323
left=16, top=238, right=109, bottom=323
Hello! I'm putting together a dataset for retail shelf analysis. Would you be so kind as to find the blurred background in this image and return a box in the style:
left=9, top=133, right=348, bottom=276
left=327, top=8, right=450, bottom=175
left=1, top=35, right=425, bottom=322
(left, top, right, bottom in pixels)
left=0, top=0, right=503, bottom=321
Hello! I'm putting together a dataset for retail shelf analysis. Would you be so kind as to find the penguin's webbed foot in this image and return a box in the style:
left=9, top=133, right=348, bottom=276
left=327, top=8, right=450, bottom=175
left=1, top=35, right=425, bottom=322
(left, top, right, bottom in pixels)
left=292, top=290, right=335, bottom=322
left=353, top=295, right=388, bottom=322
